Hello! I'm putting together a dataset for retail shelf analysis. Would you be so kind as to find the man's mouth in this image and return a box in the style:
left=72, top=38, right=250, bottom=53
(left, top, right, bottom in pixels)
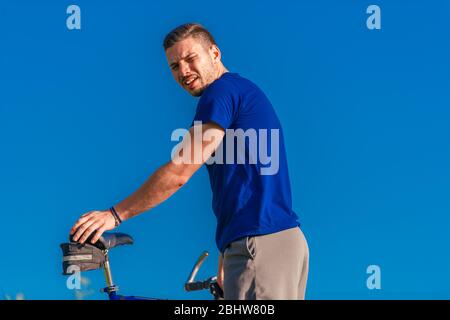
left=183, top=75, right=199, bottom=89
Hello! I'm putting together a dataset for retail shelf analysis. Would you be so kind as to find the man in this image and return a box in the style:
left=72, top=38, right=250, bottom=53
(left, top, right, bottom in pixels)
left=70, top=23, right=309, bottom=300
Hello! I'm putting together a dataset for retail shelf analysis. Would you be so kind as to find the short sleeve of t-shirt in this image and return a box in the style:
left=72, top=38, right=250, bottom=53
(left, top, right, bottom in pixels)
left=192, top=76, right=236, bottom=129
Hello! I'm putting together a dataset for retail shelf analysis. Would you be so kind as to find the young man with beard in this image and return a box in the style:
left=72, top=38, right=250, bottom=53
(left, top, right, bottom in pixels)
left=70, top=23, right=309, bottom=300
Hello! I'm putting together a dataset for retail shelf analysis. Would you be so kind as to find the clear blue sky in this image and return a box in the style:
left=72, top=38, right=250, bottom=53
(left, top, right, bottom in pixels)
left=0, top=0, right=449, bottom=299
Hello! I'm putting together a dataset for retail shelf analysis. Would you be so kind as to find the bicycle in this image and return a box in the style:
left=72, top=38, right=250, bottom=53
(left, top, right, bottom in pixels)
left=61, top=232, right=224, bottom=300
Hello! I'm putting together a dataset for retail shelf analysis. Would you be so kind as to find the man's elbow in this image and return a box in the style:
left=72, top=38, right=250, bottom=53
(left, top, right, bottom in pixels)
left=166, top=161, right=199, bottom=188
left=176, top=174, right=190, bottom=188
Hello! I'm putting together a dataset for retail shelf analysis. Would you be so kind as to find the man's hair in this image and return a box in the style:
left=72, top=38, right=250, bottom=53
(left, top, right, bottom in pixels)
left=163, top=23, right=216, bottom=50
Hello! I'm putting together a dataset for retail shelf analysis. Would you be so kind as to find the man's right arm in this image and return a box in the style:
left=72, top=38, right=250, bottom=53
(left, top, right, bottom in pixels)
left=71, top=121, right=225, bottom=244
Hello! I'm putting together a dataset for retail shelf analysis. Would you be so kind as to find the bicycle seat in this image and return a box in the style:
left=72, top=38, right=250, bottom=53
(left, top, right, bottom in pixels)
left=71, top=232, right=134, bottom=250
left=95, top=232, right=134, bottom=250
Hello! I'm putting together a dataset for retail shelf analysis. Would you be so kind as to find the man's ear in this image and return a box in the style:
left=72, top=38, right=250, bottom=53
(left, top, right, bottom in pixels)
left=210, top=44, right=221, bottom=64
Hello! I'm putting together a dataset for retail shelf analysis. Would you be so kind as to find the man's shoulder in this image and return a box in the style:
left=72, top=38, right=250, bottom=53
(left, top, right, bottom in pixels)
left=201, top=73, right=239, bottom=99
left=219, top=72, right=255, bottom=87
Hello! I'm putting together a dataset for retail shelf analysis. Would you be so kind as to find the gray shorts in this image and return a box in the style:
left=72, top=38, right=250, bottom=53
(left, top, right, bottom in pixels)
left=222, top=226, right=309, bottom=300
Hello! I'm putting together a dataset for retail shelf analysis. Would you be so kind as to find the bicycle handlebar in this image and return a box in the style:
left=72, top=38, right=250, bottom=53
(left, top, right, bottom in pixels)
left=185, top=251, right=214, bottom=291
left=184, top=251, right=224, bottom=299
left=186, top=251, right=209, bottom=284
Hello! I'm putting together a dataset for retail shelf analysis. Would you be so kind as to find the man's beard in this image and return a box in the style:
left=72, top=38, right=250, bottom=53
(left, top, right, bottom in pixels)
left=190, top=86, right=206, bottom=97
left=189, top=67, right=215, bottom=97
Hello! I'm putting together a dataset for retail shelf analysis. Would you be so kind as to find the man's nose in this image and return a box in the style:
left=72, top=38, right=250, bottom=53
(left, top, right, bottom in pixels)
left=179, top=62, right=191, bottom=79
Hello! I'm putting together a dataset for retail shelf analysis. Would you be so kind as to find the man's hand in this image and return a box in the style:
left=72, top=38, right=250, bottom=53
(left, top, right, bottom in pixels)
left=70, top=210, right=117, bottom=244
left=217, top=254, right=224, bottom=290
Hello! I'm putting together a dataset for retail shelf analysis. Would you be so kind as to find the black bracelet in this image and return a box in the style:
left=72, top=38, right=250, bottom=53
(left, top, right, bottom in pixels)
left=109, top=206, right=122, bottom=225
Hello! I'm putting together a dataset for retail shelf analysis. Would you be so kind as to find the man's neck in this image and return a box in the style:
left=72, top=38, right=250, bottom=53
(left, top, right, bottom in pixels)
left=216, top=64, right=229, bottom=80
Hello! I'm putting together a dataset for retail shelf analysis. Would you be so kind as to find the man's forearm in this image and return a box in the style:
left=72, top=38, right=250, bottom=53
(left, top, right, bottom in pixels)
left=114, top=161, right=195, bottom=221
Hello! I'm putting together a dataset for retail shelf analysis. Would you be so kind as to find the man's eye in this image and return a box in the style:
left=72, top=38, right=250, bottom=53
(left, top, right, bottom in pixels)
left=172, top=65, right=179, bottom=71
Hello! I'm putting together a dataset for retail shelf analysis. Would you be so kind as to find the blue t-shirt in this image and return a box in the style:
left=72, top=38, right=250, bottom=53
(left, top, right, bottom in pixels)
left=192, top=72, right=299, bottom=253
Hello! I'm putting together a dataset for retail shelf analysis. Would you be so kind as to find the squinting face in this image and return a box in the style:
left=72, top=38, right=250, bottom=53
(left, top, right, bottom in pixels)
left=165, top=37, right=219, bottom=97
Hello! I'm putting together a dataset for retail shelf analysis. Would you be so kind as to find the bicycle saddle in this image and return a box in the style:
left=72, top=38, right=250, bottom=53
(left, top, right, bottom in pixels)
left=96, top=232, right=134, bottom=250
left=71, top=232, right=134, bottom=250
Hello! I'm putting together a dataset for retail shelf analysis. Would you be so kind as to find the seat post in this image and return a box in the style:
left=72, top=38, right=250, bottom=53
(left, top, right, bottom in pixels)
left=102, top=250, right=118, bottom=293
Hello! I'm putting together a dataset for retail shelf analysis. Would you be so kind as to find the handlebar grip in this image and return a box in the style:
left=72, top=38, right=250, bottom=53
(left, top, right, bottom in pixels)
left=185, top=281, right=210, bottom=292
